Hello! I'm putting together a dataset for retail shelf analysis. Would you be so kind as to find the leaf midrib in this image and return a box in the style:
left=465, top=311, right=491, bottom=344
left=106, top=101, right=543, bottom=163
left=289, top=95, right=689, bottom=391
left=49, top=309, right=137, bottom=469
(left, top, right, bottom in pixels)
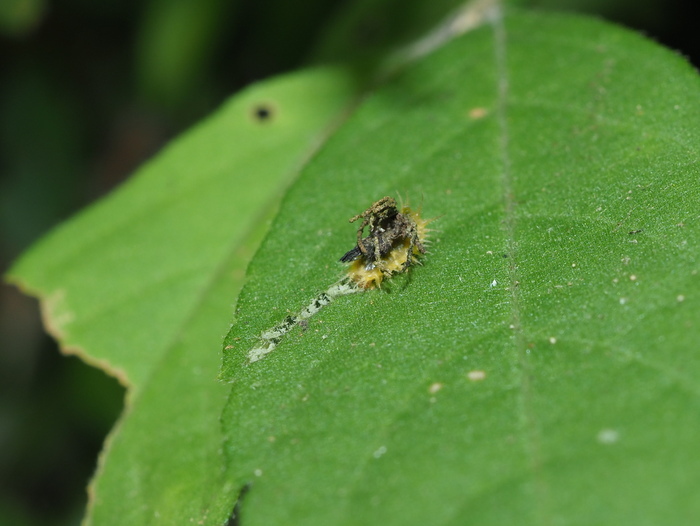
left=493, top=10, right=552, bottom=524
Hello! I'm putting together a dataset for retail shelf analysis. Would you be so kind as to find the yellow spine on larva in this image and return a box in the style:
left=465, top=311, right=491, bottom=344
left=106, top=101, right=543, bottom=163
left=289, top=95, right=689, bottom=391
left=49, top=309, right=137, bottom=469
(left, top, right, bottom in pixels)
left=346, top=202, right=433, bottom=290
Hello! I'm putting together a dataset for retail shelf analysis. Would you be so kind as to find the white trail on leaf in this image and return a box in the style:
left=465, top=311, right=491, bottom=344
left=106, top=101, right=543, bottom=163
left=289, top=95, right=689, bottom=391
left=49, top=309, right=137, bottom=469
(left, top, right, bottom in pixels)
left=247, top=279, right=359, bottom=363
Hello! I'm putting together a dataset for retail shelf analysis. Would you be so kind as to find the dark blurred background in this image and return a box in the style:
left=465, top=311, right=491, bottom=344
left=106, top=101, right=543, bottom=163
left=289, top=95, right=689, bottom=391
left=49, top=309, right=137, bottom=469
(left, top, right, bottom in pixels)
left=0, top=0, right=695, bottom=524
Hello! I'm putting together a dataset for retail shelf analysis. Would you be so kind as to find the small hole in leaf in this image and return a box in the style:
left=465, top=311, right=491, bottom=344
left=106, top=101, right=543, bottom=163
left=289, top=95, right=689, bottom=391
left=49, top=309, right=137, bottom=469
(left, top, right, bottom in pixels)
left=252, top=104, right=274, bottom=123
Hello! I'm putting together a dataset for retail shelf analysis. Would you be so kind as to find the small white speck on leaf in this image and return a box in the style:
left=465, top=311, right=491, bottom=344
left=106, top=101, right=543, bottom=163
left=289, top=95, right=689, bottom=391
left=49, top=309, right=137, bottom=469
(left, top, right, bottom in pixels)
left=468, top=107, right=488, bottom=119
left=373, top=446, right=387, bottom=459
left=428, top=382, right=443, bottom=394
left=597, top=429, right=619, bottom=444
left=467, top=370, right=486, bottom=381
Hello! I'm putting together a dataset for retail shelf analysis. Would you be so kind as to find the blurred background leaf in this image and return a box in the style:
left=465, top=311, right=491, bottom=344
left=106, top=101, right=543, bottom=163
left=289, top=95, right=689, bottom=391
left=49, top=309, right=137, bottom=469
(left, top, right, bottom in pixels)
left=0, top=0, right=46, bottom=37
left=7, top=67, right=358, bottom=524
left=0, top=0, right=697, bottom=524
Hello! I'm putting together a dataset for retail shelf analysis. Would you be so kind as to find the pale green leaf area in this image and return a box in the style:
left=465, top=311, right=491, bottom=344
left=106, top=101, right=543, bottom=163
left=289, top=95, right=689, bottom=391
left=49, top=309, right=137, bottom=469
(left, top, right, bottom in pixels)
left=222, top=11, right=700, bottom=526
left=7, top=68, right=357, bottom=524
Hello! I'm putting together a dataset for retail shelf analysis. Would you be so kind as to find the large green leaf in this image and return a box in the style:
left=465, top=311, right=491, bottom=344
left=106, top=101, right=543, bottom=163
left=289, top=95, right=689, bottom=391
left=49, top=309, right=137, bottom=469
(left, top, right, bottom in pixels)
left=7, top=68, right=357, bottom=524
left=222, top=10, right=700, bottom=525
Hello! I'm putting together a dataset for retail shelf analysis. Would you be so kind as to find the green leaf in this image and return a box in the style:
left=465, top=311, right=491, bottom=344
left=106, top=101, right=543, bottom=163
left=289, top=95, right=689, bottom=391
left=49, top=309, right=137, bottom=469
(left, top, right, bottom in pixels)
left=135, top=0, right=237, bottom=109
left=222, top=10, right=700, bottom=525
left=7, top=67, right=357, bottom=524
left=0, top=0, right=45, bottom=37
